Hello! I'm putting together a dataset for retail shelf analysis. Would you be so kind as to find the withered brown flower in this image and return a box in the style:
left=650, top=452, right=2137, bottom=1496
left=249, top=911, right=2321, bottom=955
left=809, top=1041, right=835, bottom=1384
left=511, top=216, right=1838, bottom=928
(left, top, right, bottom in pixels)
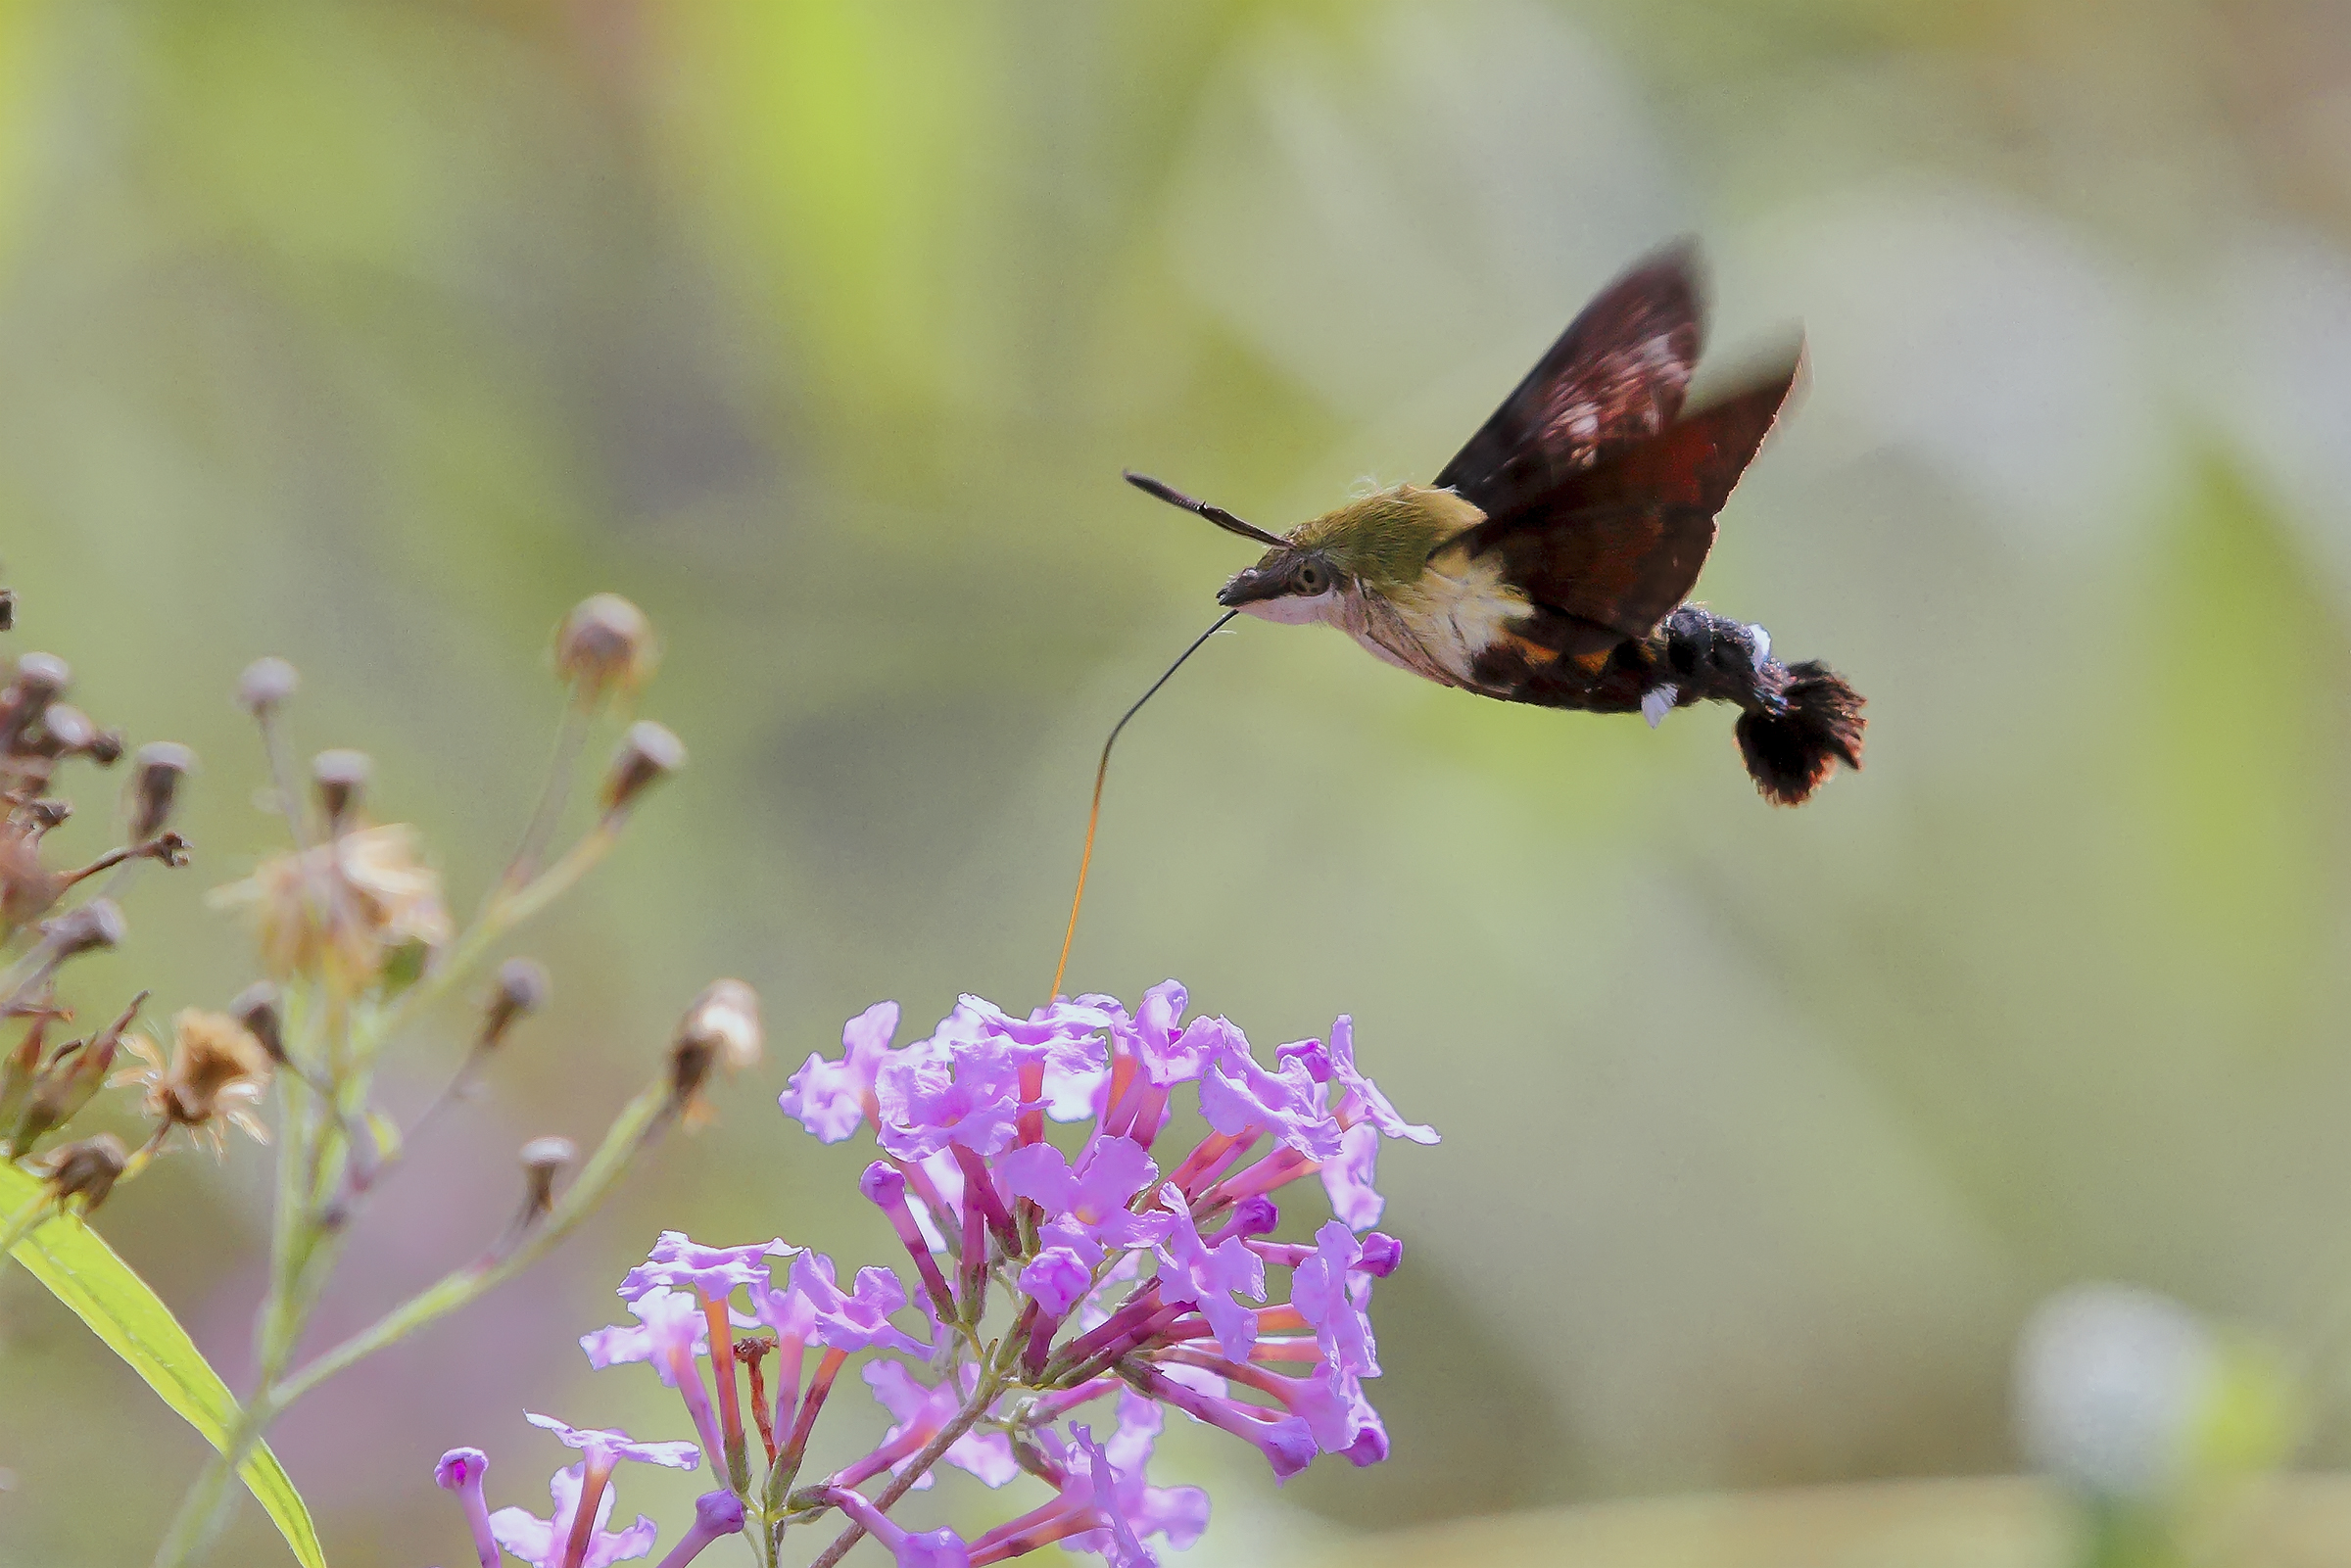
left=669, top=977, right=762, bottom=1129
left=109, top=1009, right=273, bottom=1155
left=209, top=824, right=452, bottom=987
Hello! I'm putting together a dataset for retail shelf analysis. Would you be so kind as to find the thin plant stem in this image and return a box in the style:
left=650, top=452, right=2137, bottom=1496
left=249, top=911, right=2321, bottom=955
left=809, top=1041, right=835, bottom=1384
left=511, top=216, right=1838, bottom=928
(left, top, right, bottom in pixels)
left=496, top=692, right=593, bottom=899
left=801, top=1361, right=1011, bottom=1568
left=0, top=1190, right=56, bottom=1259
left=266, top=1077, right=675, bottom=1410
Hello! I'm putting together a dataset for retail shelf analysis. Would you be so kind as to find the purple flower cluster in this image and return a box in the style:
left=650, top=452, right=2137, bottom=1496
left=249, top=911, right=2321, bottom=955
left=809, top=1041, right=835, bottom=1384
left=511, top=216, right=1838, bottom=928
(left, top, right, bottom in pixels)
left=437, top=981, right=1432, bottom=1567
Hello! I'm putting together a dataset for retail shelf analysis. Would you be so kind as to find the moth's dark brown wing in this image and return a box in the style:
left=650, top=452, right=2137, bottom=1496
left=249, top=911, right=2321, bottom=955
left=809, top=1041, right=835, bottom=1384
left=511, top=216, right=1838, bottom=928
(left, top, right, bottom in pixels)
left=1432, top=242, right=1705, bottom=513
left=1543, top=350, right=1802, bottom=518
left=1436, top=502, right=1717, bottom=642
left=1434, top=349, right=1802, bottom=640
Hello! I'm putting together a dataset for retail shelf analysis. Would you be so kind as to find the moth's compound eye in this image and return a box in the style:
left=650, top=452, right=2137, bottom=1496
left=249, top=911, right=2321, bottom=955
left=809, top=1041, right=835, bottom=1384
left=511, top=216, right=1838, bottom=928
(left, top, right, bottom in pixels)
left=1295, top=559, right=1330, bottom=595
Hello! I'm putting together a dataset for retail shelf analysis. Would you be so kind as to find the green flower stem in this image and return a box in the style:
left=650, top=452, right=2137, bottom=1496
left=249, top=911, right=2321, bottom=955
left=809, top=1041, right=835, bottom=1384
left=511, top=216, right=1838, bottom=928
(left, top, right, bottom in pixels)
left=155, top=1077, right=672, bottom=1568
left=496, top=692, right=594, bottom=899
left=265, top=1074, right=674, bottom=1411
left=370, top=822, right=618, bottom=1054
left=0, top=1186, right=55, bottom=1259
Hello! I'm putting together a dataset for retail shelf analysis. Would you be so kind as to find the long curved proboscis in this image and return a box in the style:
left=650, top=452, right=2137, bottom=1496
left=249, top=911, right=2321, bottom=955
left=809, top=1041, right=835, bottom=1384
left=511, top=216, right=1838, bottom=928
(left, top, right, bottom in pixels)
left=1124, top=470, right=1290, bottom=549
left=1049, top=609, right=1239, bottom=1002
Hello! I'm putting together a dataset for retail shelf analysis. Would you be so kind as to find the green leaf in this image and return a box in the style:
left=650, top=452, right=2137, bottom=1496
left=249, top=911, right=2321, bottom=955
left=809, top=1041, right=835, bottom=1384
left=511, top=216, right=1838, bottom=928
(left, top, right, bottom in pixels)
left=1, top=1162, right=327, bottom=1567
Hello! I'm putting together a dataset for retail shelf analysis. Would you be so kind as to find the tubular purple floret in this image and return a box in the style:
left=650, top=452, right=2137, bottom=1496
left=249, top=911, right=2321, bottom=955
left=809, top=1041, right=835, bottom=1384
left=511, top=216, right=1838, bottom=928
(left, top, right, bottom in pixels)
left=1118, top=1361, right=1318, bottom=1480
left=1193, top=1145, right=1318, bottom=1215
left=1168, top=1127, right=1258, bottom=1200
left=1205, top=1194, right=1280, bottom=1247
left=1027, top=1375, right=1123, bottom=1426
left=950, top=1143, right=1021, bottom=1253
left=433, top=1448, right=501, bottom=1568
left=650, top=1490, right=745, bottom=1568
left=1046, top=1284, right=1166, bottom=1373
left=862, top=1161, right=957, bottom=1318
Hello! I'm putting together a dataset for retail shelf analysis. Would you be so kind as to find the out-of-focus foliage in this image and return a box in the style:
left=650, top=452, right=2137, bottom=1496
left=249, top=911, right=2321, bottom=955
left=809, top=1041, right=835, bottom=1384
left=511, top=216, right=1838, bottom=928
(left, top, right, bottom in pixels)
left=0, top=0, right=2347, bottom=1563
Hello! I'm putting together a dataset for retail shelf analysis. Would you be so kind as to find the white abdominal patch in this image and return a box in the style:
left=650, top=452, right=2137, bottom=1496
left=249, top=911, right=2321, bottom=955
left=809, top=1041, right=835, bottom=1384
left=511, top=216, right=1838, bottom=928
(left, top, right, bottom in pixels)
left=1748, top=623, right=1771, bottom=665
left=1642, top=684, right=1678, bottom=729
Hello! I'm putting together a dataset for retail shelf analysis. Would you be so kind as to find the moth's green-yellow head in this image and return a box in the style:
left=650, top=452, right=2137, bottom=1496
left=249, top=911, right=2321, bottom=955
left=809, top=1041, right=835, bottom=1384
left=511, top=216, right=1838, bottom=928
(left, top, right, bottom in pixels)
left=1217, top=485, right=1484, bottom=621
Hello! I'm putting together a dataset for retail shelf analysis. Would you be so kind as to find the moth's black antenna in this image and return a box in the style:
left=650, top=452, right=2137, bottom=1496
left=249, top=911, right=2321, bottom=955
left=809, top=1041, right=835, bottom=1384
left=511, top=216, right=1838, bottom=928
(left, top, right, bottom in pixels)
left=1125, top=470, right=1290, bottom=548
left=1050, top=610, right=1239, bottom=1002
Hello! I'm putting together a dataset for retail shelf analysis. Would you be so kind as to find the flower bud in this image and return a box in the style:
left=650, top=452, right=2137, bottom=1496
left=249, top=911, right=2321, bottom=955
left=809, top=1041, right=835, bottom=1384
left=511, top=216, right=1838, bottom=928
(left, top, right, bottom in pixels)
left=480, top=958, right=551, bottom=1050
left=859, top=1160, right=907, bottom=1207
left=20, top=992, right=143, bottom=1145
left=1358, top=1232, right=1404, bottom=1277
left=83, top=726, right=123, bottom=767
left=45, top=898, right=126, bottom=961
left=39, top=1132, right=128, bottom=1212
left=311, top=749, right=370, bottom=832
left=228, top=981, right=286, bottom=1065
left=600, top=721, right=686, bottom=816
left=235, top=656, right=299, bottom=718
left=127, top=742, right=196, bottom=841
left=555, top=594, right=658, bottom=702
left=434, top=1448, right=488, bottom=1492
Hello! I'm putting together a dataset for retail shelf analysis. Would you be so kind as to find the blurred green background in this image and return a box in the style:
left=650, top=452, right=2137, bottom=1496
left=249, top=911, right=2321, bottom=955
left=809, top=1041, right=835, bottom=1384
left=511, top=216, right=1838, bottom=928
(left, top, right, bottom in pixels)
left=4, top=0, right=2351, bottom=1563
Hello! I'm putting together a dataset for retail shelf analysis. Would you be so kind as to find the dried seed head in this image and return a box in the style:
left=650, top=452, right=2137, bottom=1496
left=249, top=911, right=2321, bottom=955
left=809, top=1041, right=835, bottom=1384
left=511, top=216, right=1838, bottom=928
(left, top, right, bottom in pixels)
left=518, top=1134, right=575, bottom=1211
left=10, top=652, right=69, bottom=707
left=209, top=824, right=451, bottom=986
left=0, top=826, right=64, bottom=928
left=235, top=657, right=299, bottom=718
left=109, top=1009, right=273, bottom=1155
left=0, top=588, right=13, bottom=632
left=518, top=1133, right=576, bottom=1172
left=83, top=727, right=123, bottom=767
left=0, top=654, right=72, bottom=756
left=554, top=594, right=659, bottom=702
left=45, top=898, right=126, bottom=961
left=228, top=981, right=285, bottom=1064
left=38, top=704, right=94, bottom=754
left=480, top=958, right=551, bottom=1049
left=24, top=799, right=71, bottom=832
left=668, top=978, right=760, bottom=1128
left=600, top=721, right=686, bottom=816
left=139, top=831, right=192, bottom=871
left=683, top=978, right=762, bottom=1072
left=39, top=1133, right=128, bottom=1212
left=21, top=992, right=142, bottom=1144
left=128, top=742, right=196, bottom=841
left=311, top=749, right=371, bottom=832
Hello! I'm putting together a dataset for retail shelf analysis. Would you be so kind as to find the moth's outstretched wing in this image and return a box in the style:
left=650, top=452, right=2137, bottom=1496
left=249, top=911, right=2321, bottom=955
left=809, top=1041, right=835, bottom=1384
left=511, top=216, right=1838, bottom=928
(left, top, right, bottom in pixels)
left=1432, top=243, right=1705, bottom=514
left=1433, top=349, right=1802, bottom=641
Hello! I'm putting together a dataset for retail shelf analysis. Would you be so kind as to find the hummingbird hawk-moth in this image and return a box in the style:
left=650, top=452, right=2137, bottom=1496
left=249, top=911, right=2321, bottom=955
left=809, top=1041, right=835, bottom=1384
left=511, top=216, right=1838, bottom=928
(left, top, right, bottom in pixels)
left=1128, top=242, right=1865, bottom=805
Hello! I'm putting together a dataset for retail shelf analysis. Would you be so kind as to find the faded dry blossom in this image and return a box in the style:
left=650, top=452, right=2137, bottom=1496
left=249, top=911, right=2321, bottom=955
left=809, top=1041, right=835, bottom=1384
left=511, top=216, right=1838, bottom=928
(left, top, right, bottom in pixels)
left=110, top=1008, right=274, bottom=1155
left=669, top=978, right=762, bottom=1129
left=210, top=823, right=453, bottom=985
left=36, top=1131, right=129, bottom=1212
left=555, top=594, right=659, bottom=704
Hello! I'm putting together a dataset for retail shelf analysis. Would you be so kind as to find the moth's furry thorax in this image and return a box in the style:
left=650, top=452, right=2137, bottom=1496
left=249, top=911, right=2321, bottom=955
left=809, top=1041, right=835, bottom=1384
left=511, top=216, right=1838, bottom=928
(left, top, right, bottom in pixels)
left=1277, top=484, right=1485, bottom=593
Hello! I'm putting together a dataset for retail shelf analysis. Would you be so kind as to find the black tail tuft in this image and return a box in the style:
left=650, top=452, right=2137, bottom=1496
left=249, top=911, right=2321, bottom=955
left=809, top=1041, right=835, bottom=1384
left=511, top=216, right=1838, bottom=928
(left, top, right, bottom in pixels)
left=1735, top=660, right=1866, bottom=806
